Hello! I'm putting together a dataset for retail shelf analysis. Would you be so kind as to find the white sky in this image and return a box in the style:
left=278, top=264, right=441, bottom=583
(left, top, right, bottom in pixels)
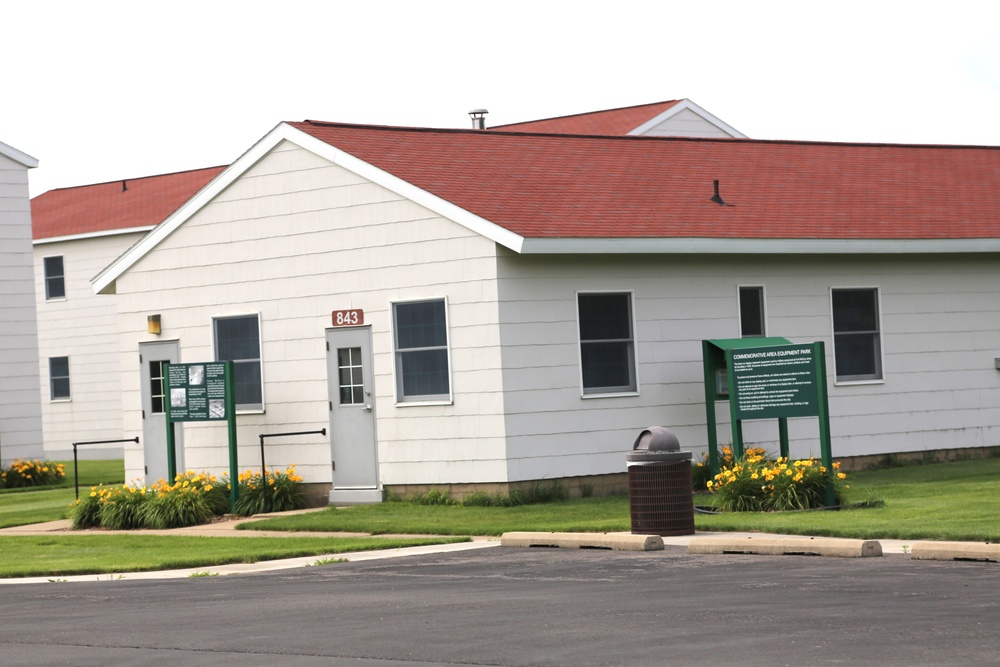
left=4, top=0, right=1000, bottom=198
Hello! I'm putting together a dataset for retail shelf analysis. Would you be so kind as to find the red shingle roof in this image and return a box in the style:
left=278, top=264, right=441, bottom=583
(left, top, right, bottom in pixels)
left=290, top=121, right=1000, bottom=240
left=31, top=166, right=225, bottom=240
left=492, top=101, right=682, bottom=135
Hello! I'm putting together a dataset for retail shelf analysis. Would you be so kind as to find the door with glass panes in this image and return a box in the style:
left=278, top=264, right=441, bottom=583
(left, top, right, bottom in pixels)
left=139, top=340, right=183, bottom=484
left=326, top=327, right=378, bottom=492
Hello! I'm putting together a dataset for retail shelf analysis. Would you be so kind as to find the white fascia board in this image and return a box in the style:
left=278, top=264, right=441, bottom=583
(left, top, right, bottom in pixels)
left=518, top=237, right=1000, bottom=255
left=91, top=123, right=525, bottom=294
left=628, top=99, right=748, bottom=138
left=0, top=140, right=39, bottom=168
left=34, top=226, right=154, bottom=245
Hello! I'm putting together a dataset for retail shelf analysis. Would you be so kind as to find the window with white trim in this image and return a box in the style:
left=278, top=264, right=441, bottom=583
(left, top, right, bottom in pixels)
left=393, top=299, right=451, bottom=402
left=578, top=292, right=637, bottom=394
left=739, top=285, right=766, bottom=337
left=213, top=314, right=263, bottom=410
left=49, top=356, right=70, bottom=400
left=831, top=288, right=883, bottom=381
left=44, top=256, right=65, bottom=300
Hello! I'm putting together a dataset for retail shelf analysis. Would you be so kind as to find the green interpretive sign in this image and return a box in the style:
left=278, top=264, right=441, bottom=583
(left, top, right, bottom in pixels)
left=166, top=362, right=230, bottom=421
left=730, top=343, right=819, bottom=420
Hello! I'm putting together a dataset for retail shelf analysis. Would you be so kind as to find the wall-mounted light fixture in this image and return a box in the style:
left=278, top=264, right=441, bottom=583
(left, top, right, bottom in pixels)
left=147, top=314, right=161, bottom=335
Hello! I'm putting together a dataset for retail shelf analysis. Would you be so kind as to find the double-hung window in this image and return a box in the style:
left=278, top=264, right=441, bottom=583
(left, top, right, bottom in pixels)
left=44, top=256, right=65, bottom=300
left=739, top=285, right=766, bottom=337
left=393, top=298, right=451, bottom=403
left=831, top=288, right=883, bottom=382
left=578, top=292, right=637, bottom=395
left=49, top=356, right=70, bottom=400
left=213, top=314, right=263, bottom=410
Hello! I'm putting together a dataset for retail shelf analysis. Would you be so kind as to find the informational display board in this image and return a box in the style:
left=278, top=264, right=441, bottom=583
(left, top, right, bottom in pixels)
left=164, top=361, right=238, bottom=510
left=730, top=343, right=819, bottom=420
left=166, top=362, right=230, bottom=421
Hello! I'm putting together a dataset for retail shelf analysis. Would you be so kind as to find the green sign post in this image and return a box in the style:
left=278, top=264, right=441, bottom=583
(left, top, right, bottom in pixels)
left=164, top=361, right=239, bottom=511
left=702, top=338, right=834, bottom=507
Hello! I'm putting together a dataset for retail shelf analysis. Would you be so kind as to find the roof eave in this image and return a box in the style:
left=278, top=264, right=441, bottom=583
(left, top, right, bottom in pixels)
left=516, top=238, right=1000, bottom=254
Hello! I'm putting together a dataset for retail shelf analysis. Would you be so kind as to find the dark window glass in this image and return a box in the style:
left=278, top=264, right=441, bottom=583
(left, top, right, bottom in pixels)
left=214, top=315, right=263, bottom=409
left=150, top=360, right=167, bottom=414
left=393, top=300, right=450, bottom=401
left=739, top=286, right=765, bottom=337
left=49, top=356, right=70, bottom=399
left=832, top=289, right=882, bottom=381
left=44, top=256, right=65, bottom=300
left=578, top=293, right=636, bottom=394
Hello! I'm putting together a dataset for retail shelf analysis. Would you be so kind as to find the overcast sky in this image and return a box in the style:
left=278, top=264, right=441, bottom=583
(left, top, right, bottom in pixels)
left=5, top=0, right=999, bottom=197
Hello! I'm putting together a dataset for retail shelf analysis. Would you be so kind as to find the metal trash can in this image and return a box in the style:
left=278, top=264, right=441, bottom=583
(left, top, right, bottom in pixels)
left=627, top=426, right=695, bottom=536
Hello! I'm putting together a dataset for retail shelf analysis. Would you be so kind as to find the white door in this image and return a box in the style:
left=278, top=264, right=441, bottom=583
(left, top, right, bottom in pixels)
left=326, top=327, right=380, bottom=503
left=139, top=340, right=183, bottom=485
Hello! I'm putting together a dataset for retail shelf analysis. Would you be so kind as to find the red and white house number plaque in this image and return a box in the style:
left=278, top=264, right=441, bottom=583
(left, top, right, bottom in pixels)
left=331, top=309, right=364, bottom=327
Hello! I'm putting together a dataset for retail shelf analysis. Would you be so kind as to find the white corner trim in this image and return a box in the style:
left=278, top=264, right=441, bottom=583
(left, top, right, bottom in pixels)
left=0, top=140, right=39, bottom=168
left=628, top=99, right=748, bottom=138
left=91, top=122, right=525, bottom=294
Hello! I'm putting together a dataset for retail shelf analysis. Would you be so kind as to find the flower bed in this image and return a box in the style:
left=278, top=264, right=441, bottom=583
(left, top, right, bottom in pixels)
left=1, top=459, right=66, bottom=488
left=705, top=450, right=847, bottom=511
left=69, top=467, right=305, bottom=530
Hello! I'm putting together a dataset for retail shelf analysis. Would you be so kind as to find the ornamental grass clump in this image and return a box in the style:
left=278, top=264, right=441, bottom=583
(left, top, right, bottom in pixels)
left=98, top=485, right=151, bottom=530
left=706, top=451, right=848, bottom=512
left=1, top=459, right=66, bottom=488
left=231, top=466, right=305, bottom=516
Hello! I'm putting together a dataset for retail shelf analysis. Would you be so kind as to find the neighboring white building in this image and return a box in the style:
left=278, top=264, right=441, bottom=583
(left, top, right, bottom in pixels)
left=90, top=114, right=1000, bottom=503
left=0, top=140, right=44, bottom=464
left=31, top=167, right=224, bottom=459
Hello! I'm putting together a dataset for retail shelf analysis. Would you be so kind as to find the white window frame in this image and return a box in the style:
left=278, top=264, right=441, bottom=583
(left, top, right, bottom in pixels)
left=49, top=356, right=71, bottom=401
left=830, top=286, right=885, bottom=385
left=43, top=255, right=65, bottom=301
left=213, top=313, right=265, bottom=413
left=738, top=284, right=767, bottom=338
left=576, top=290, right=639, bottom=398
left=391, top=297, right=453, bottom=406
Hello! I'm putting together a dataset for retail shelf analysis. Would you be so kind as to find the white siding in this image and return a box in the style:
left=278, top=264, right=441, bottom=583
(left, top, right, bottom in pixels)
left=641, top=108, right=736, bottom=138
left=497, top=252, right=1000, bottom=479
left=34, top=232, right=142, bottom=458
left=113, top=141, right=507, bottom=486
left=0, top=151, right=44, bottom=463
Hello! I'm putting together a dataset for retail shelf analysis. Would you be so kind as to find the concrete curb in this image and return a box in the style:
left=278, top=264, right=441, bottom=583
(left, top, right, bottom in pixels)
left=688, top=535, right=883, bottom=558
left=910, top=541, right=1000, bottom=562
left=500, top=532, right=664, bottom=551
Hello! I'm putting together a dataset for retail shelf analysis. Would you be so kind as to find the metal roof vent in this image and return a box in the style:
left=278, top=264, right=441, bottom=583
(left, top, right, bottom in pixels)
left=469, top=109, right=489, bottom=130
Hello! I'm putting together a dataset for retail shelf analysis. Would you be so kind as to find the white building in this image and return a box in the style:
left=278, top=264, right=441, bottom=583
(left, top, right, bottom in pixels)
left=88, top=108, right=1000, bottom=503
left=0, top=140, right=44, bottom=464
left=31, top=167, right=224, bottom=459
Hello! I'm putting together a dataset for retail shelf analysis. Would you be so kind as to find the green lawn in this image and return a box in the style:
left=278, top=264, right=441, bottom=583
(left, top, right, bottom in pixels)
left=0, top=459, right=125, bottom=529
left=248, top=457, right=1000, bottom=542
left=0, top=534, right=468, bottom=578
left=1, top=456, right=998, bottom=578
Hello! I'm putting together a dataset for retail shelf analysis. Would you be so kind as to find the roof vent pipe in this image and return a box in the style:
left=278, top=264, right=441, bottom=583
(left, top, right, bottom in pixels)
left=469, top=109, right=489, bottom=130
left=710, top=179, right=730, bottom=206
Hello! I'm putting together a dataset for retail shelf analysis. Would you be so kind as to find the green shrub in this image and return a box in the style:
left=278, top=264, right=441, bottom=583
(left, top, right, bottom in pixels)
left=2, top=459, right=66, bottom=488
left=143, top=483, right=214, bottom=529
left=523, top=481, right=567, bottom=504
left=69, top=486, right=106, bottom=529
left=231, top=466, right=306, bottom=516
left=99, top=486, right=150, bottom=530
left=406, top=487, right=457, bottom=506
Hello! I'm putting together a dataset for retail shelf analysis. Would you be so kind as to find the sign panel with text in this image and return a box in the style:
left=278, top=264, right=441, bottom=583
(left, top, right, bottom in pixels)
left=166, top=362, right=230, bottom=421
left=730, top=343, right=819, bottom=420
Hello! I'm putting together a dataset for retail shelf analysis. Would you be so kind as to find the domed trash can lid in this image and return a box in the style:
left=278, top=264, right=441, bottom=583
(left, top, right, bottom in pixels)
left=628, top=426, right=690, bottom=463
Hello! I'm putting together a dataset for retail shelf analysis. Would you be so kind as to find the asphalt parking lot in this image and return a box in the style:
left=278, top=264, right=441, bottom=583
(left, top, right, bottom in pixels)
left=0, top=543, right=997, bottom=666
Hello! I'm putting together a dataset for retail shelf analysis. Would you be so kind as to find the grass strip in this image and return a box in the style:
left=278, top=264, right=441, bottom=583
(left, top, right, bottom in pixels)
left=247, top=458, right=1000, bottom=543
left=0, top=535, right=468, bottom=578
